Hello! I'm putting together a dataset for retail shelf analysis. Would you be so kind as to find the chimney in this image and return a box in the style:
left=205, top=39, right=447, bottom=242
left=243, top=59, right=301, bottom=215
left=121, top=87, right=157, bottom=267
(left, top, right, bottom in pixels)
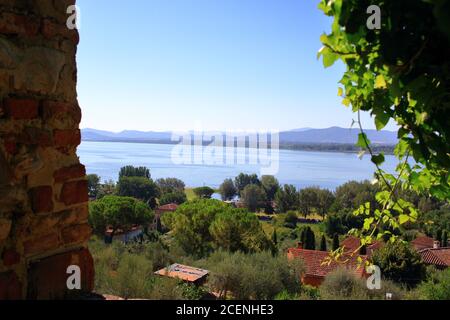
left=297, top=242, right=303, bottom=249
left=433, top=241, right=440, bottom=249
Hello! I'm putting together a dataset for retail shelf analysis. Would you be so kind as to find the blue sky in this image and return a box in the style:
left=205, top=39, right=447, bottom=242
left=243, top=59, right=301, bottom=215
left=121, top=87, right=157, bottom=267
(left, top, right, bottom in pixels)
left=77, top=0, right=391, bottom=132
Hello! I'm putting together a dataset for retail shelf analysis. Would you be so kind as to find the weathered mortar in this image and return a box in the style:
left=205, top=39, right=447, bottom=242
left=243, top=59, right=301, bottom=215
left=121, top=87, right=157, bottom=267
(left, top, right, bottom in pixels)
left=0, top=0, right=93, bottom=299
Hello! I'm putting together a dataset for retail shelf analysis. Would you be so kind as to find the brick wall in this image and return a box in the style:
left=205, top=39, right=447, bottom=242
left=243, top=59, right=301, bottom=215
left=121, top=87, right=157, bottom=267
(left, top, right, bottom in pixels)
left=0, top=0, right=93, bottom=299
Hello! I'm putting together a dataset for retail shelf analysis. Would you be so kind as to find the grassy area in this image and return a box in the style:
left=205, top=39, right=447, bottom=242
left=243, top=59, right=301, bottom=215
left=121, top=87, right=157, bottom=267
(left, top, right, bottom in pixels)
left=259, top=212, right=326, bottom=250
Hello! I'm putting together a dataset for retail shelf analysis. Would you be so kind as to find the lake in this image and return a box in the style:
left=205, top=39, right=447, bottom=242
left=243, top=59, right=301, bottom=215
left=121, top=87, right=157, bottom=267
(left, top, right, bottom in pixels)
left=77, top=141, right=398, bottom=190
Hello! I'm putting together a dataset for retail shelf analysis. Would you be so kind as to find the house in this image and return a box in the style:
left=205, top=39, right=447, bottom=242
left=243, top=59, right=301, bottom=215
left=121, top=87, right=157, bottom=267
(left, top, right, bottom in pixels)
left=418, top=241, right=450, bottom=269
left=104, top=225, right=143, bottom=243
left=411, top=235, right=435, bottom=251
left=341, top=236, right=382, bottom=257
left=155, top=203, right=179, bottom=217
left=287, top=243, right=368, bottom=287
left=154, top=264, right=209, bottom=285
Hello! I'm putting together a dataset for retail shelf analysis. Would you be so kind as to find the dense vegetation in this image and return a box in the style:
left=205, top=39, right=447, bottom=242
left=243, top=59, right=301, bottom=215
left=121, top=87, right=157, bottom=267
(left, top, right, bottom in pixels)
left=86, top=164, right=449, bottom=300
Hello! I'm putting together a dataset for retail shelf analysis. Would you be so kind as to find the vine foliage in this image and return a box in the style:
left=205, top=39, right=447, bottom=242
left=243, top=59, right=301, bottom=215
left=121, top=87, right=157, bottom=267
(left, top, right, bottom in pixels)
left=318, top=0, right=450, bottom=259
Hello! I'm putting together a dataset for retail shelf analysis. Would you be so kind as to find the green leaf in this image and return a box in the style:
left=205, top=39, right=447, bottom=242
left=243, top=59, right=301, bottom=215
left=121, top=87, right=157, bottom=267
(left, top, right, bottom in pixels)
left=371, top=153, right=385, bottom=166
left=398, top=214, right=410, bottom=225
left=356, top=133, right=371, bottom=148
left=342, top=97, right=351, bottom=107
left=338, top=87, right=344, bottom=97
left=363, top=217, right=374, bottom=231
left=374, top=75, right=387, bottom=89
left=323, top=51, right=338, bottom=68
left=375, top=112, right=390, bottom=130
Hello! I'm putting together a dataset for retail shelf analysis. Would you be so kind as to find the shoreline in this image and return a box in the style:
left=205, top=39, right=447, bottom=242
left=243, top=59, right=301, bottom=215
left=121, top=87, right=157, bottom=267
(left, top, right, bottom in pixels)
left=80, top=139, right=395, bottom=155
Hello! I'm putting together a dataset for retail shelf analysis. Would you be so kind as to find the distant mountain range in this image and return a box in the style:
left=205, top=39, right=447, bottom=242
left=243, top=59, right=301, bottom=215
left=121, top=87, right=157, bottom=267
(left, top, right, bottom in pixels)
left=81, top=127, right=398, bottom=146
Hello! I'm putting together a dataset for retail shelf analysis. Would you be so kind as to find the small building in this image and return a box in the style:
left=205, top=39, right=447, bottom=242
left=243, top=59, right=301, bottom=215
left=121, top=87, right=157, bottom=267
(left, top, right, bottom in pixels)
left=104, top=225, right=143, bottom=243
left=418, top=242, right=450, bottom=269
left=341, top=236, right=382, bottom=257
left=287, top=243, right=368, bottom=287
left=154, top=264, right=209, bottom=285
left=411, top=235, right=435, bottom=251
left=155, top=203, right=179, bottom=217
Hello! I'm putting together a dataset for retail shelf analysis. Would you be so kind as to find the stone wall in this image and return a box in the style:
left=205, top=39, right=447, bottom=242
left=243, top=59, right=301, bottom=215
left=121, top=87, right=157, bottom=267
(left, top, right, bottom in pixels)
left=0, top=0, right=93, bottom=299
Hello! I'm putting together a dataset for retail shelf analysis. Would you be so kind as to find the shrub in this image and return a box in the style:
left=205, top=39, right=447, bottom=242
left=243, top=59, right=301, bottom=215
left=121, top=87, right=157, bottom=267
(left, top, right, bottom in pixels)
left=204, top=250, right=303, bottom=300
left=417, top=269, right=450, bottom=300
left=319, top=268, right=368, bottom=300
left=159, top=191, right=187, bottom=205
left=285, top=211, right=298, bottom=225
left=371, top=241, right=426, bottom=287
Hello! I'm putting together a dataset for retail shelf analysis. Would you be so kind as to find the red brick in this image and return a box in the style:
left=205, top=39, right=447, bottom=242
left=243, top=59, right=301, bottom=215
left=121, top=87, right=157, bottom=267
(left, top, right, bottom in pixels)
left=2, top=249, right=21, bottom=266
left=0, top=12, right=39, bottom=37
left=3, top=98, right=39, bottom=119
left=41, top=19, right=79, bottom=44
left=53, top=164, right=86, bottom=183
left=62, top=223, right=92, bottom=245
left=42, top=100, right=82, bottom=125
left=60, top=180, right=88, bottom=205
left=23, top=233, right=60, bottom=256
left=0, top=271, right=22, bottom=300
left=3, top=139, right=17, bottom=155
left=53, top=129, right=81, bottom=147
left=27, top=248, right=94, bottom=299
left=18, top=127, right=53, bottom=147
left=29, top=186, right=54, bottom=214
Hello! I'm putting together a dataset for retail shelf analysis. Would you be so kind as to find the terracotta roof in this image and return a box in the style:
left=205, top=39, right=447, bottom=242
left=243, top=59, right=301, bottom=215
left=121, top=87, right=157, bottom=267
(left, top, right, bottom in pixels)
left=154, top=264, right=209, bottom=283
left=287, top=248, right=367, bottom=278
left=418, top=247, right=450, bottom=268
left=411, top=236, right=435, bottom=251
left=156, top=203, right=179, bottom=211
left=341, top=236, right=382, bottom=256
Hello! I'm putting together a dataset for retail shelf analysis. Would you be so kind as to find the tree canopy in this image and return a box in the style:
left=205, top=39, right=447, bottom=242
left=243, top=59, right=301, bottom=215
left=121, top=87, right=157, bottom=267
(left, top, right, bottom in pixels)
left=156, top=178, right=186, bottom=194
left=117, top=176, right=160, bottom=208
left=119, top=165, right=151, bottom=179
left=240, top=184, right=267, bottom=212
left=234, top=173, right=261, bottom=196
left=219, top=178, right=238, bottom=201
left=161, top=199, right=270, bottom=257
left=89, top=195, right=154, bottom=236
left=193, top=186, right=215, bottom=199
left=275, top=184, right=299, bottom=213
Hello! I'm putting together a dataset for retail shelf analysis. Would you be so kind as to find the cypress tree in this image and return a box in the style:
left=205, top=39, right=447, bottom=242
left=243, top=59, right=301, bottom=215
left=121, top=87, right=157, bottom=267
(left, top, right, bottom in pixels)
left=436, top=229, right=442, bottom=243
left=156, top=216, right=163, bottom=233
left=304, top=227, right=315, bottom=250
left=442, top=230, right=448, bottom=247
left=300, top=228, right=307, bottom=246
left=309, top=228, right=316, bottom=250
left=272, top=229, right=278, bottom=246
left=332, top=233, right=340, bottom=251
left=320, top=235, right=327, bottom=251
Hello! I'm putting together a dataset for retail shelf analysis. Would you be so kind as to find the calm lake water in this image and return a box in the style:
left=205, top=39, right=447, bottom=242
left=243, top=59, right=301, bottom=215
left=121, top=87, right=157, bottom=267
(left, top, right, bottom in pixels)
left=77, top=141, right=398, bottom=190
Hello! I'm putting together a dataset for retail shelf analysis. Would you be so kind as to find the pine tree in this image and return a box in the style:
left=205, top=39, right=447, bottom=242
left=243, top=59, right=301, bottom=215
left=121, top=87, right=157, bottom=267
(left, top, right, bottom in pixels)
left=332, top=233, right=339, bottom=251
left=320, top=235, right=327, bottom=251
